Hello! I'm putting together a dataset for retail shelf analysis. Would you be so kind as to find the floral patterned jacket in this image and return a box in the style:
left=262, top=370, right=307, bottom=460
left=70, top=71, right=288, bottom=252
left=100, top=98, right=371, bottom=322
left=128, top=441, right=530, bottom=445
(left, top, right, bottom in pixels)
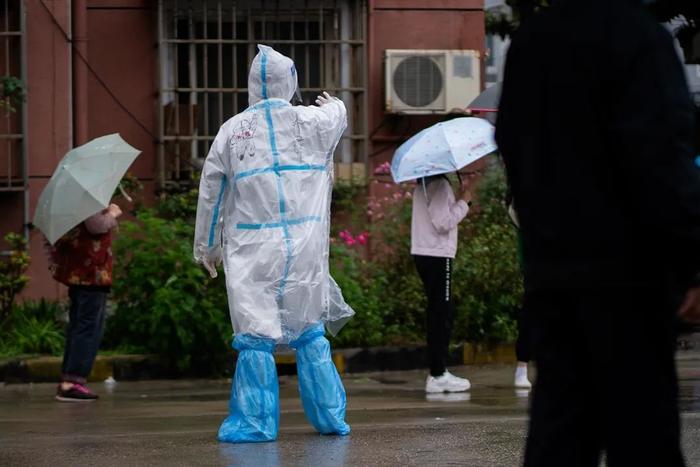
left=48, top=212, right=117, bottom=287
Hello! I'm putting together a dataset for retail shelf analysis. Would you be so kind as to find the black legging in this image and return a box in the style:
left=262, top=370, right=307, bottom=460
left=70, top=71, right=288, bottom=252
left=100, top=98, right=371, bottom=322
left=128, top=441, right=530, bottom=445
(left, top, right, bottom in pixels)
left=414, top=255, right=454, bottom=377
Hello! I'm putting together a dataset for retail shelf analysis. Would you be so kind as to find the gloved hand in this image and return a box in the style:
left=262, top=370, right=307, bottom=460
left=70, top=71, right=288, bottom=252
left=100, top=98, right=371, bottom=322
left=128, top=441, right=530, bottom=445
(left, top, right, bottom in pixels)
left=199, top=248, right=222, bottom=279
left=315, top=91, right=334, bottom=106
left=203, top=259, right=218, bottom=279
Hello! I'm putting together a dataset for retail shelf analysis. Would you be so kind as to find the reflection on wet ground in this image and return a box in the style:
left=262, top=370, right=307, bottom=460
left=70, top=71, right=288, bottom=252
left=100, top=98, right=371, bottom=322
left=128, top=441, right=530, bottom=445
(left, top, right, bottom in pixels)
left=1, top=353, right=698, bottom=466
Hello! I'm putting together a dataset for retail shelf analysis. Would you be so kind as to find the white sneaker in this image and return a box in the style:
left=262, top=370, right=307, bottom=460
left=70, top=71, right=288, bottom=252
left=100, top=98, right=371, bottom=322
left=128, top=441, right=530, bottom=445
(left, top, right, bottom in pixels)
left=425, top=370, right=471, bottom=393
left=514, top=366, right=532, bottom=389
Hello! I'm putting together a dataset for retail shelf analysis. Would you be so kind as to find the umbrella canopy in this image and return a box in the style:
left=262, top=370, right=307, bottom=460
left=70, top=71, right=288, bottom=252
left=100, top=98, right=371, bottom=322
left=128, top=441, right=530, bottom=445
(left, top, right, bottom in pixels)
left=391, top=117, right=498, bottom=183
left=34, top=134, right=141, bottom=244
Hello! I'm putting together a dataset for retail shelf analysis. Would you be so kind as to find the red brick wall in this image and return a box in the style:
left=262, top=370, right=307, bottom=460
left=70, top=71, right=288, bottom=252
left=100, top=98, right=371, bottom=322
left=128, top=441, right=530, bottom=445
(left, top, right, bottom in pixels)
left=86, top=0, right=158, bottom=187
left=18, top=0, right=158, bottom=301
left=367, top=0, right=485, bottom=191
left=368, top=0, right=485, bottom=203
left=22, top=0, right=73, bottom=300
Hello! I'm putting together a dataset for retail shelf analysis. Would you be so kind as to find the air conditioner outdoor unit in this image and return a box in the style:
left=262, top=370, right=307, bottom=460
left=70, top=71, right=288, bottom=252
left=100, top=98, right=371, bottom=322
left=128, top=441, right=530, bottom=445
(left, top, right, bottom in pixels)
left=385, top=49, right=481, bottom=114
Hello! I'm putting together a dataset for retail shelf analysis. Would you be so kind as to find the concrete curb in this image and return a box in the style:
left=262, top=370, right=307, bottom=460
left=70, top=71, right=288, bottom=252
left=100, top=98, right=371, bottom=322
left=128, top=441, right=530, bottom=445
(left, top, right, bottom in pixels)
left=5, top=334, right=696, bottom=383
left=0, top=354, right=174, bottom=383
left=0, top=343, right=518, bottom=383
left=328, top=343, right=518, bottom=374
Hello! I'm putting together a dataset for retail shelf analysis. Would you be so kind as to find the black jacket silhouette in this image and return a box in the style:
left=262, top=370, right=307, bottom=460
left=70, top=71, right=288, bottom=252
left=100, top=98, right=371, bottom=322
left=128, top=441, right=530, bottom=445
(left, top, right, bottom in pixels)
left=496, top=0, right=700, bottom=297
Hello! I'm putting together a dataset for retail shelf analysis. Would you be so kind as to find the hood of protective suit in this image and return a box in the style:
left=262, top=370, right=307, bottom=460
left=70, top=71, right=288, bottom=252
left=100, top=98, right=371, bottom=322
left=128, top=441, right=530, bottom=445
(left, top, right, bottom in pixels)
left=248, top=45, right=298, bottom=106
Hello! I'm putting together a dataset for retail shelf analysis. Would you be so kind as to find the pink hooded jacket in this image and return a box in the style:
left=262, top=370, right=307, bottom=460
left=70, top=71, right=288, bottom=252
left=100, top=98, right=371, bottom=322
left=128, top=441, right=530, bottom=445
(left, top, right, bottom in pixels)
left=410, top=177, right=469, bottom=258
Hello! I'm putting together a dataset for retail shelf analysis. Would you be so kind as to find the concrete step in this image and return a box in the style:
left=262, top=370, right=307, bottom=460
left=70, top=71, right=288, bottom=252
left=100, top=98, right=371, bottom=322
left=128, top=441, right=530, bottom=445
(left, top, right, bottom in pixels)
left=0, top=342, right=519, bottom=383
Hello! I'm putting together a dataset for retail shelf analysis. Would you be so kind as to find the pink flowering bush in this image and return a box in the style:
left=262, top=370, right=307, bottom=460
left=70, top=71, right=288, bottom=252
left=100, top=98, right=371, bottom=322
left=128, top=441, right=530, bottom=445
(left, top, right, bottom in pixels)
left=330, top=177, right=425, bottom=346
left=338, top=229, right=369, bottom=247
left=330, top=176, right=427, bottom=346
left=373, top=161, right=391, bottom=175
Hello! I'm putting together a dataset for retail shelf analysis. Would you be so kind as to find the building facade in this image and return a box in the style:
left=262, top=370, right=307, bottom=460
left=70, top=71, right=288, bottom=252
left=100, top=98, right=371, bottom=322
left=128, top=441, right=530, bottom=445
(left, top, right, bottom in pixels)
left=2, top=0, right=485, bottom=300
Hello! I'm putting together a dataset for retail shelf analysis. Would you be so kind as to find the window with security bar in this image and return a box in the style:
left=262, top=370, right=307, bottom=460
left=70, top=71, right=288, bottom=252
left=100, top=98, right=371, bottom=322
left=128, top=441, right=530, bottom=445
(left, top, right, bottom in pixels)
left=0, top=0, right=24, bottom=193
left=158, top=0, right=367, bottom=185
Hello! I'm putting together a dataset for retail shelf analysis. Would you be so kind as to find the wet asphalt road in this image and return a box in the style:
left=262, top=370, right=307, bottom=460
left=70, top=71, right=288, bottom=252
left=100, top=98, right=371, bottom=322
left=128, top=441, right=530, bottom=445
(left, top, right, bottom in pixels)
left=1, top=353, right=699, bottom=467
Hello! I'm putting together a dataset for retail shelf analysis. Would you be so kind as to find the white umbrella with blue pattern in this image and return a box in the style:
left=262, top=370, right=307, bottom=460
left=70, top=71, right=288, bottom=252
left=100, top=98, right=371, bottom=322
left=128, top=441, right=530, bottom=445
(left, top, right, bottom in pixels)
left=390, top=117, right=498, bottom=183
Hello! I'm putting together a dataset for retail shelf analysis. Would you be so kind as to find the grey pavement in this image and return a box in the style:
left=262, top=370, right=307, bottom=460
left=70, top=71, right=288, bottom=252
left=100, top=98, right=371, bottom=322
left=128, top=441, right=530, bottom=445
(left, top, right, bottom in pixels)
left=1, top=354, right=699, bottom=467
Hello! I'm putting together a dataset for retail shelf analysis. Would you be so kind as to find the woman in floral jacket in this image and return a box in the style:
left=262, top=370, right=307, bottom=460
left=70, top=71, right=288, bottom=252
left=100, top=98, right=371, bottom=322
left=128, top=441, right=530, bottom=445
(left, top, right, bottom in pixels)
left=48, top=203, right=121, bottom=401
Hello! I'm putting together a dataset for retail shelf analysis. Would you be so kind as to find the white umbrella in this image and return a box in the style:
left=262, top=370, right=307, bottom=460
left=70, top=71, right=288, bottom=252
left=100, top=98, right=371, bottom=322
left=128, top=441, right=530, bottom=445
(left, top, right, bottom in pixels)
left=390, top=117, right=498, bottom=183
left=34, top=134, right=141, bottom=244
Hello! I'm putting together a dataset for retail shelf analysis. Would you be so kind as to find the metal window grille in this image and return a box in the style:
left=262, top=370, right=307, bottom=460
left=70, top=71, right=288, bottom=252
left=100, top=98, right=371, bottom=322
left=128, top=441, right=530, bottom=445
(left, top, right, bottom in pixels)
left=0, top=0, right=25, bottom=193
left=157, top=0, right=368, bottom=186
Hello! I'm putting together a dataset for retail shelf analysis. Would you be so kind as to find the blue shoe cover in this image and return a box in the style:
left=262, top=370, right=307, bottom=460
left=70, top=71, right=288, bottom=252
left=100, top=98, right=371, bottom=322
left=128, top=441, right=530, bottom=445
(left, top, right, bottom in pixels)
left=218, top=334, right=279, bottom=443
left=290, top=323, right=350, bottom=436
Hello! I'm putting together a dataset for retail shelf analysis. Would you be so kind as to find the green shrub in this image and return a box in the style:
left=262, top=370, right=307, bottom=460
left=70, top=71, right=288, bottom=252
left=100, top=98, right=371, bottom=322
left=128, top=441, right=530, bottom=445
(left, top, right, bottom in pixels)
left=368, top=187, right=427, bottom=344
left=329, top=177, right=428, bottom=346
left=12, top=298, right=65, bottom=321
left=154, top=187, right=199, bottom=220
left=0, top=233, right=30, bottom=325
left=328, top=243, right=386, bottom=347
left=452, top=165, right=523, bottom=344
left=8, top=315, right=64, bottom=355
left=104, top=207, right=231, bottom=375
left=0, top=300, right=65, bottom=356
left=331, top=179, right=369, bottom=231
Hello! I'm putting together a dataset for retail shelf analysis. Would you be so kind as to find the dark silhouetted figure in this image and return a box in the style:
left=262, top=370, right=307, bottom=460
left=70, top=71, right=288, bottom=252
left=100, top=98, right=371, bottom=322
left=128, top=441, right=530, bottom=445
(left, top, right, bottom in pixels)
left=496, top=0, right=700, bottom=466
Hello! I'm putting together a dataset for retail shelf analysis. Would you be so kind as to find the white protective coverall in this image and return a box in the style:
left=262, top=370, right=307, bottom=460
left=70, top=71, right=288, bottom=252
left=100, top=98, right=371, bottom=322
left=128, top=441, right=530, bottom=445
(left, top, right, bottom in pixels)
left=194, top=45, right=354, bottom=343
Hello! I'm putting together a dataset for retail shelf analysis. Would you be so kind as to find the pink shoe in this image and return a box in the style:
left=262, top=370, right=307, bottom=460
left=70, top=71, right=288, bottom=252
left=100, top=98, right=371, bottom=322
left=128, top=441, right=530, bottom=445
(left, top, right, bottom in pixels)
left=55, top=382, right=99, bottom=402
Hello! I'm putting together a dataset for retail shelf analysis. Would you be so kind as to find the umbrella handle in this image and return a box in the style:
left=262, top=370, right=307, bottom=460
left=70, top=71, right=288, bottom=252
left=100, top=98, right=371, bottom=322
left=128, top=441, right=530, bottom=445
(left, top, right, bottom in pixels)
left=118, top=184, right=133, bottom=203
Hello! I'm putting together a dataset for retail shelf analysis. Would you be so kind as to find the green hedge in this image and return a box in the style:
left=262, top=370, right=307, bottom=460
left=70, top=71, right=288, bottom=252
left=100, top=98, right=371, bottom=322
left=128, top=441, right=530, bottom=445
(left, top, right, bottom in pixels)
left=103, top=209, right=231, bottom=374
left=452, top=166, right=523, bottom=344
left=0, top=300, right=66, bottom=357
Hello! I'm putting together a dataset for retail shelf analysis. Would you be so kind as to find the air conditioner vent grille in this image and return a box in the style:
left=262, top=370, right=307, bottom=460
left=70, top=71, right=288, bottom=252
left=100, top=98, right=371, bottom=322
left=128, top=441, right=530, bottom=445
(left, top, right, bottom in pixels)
left=392, top=56, right=444, bottom=107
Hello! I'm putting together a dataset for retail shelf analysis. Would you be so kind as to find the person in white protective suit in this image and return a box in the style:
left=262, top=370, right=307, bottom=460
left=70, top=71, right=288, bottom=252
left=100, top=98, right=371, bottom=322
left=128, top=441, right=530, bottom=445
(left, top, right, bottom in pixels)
left=194, top=44, right=354, bottom=443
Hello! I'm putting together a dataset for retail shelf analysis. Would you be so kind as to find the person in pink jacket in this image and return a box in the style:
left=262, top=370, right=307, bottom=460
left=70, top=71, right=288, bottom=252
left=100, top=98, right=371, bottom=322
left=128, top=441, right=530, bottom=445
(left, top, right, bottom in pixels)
left=411, top=174, right=472, bottom=393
